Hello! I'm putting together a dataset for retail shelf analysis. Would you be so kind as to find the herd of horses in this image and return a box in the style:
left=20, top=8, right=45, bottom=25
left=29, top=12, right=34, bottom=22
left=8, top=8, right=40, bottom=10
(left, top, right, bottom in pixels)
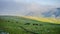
left=7, top=20, right=43, bottom=26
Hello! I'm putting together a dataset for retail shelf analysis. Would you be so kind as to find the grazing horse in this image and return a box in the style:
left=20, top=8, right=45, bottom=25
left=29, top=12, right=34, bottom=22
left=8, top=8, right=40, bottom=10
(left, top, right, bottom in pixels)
left=24, top=23, right=30, bottom=25
left=33, top=24, right=38, bottom=26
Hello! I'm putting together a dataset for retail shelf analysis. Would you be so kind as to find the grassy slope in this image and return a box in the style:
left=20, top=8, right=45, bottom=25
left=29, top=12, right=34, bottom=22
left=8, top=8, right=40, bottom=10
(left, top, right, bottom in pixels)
left=0, top=16, right=60, bottom=34
left=24, top=16, right=60, bottom=24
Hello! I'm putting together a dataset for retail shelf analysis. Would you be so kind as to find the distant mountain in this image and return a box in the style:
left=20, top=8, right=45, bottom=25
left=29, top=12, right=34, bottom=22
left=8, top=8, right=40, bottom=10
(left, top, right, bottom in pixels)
left=25, top=8, right=60, bottom=18
left=25, top=11, right=42, bottom=17
left=42, top=8, right=60, bottom=18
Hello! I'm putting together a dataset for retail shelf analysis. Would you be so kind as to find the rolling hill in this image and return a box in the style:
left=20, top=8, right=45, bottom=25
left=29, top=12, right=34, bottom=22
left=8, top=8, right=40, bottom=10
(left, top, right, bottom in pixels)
left=0, top=16, right=60, bottom=34
left=24, top=16, right=60, bottom=24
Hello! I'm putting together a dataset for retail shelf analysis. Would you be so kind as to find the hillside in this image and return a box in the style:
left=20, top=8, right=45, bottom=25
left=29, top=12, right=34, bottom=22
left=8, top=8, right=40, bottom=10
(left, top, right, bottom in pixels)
left=0, top=16, right=60, bottom=34
left=24, top=16, right=60, bottom=24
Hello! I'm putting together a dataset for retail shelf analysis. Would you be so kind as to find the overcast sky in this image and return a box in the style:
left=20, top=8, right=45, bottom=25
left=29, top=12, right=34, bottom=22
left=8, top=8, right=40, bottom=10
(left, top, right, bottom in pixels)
left=0, top=0, right=60, bottom=16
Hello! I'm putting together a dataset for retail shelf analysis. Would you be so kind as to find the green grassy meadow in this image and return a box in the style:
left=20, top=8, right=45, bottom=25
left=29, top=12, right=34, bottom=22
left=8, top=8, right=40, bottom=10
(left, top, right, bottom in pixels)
left=0, top=16, right=60, bottom=34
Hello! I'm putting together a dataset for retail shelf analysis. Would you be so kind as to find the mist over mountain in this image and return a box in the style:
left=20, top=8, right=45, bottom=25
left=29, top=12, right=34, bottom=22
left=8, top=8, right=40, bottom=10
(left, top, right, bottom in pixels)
left=0, top=0, right=60, bottom=18
left=42, top=8, right=60, bottom=18
left=24, top=8, right=60, bottom=18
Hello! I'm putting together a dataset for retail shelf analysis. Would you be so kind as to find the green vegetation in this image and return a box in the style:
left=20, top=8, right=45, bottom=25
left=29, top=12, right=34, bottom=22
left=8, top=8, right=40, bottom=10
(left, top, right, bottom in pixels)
left=0, top=16, right=60, bottom=34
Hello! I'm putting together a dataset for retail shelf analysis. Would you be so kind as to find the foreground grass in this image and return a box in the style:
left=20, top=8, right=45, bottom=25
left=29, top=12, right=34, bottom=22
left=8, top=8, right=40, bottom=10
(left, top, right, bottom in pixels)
left=0, top=16, right=60, bottom=34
